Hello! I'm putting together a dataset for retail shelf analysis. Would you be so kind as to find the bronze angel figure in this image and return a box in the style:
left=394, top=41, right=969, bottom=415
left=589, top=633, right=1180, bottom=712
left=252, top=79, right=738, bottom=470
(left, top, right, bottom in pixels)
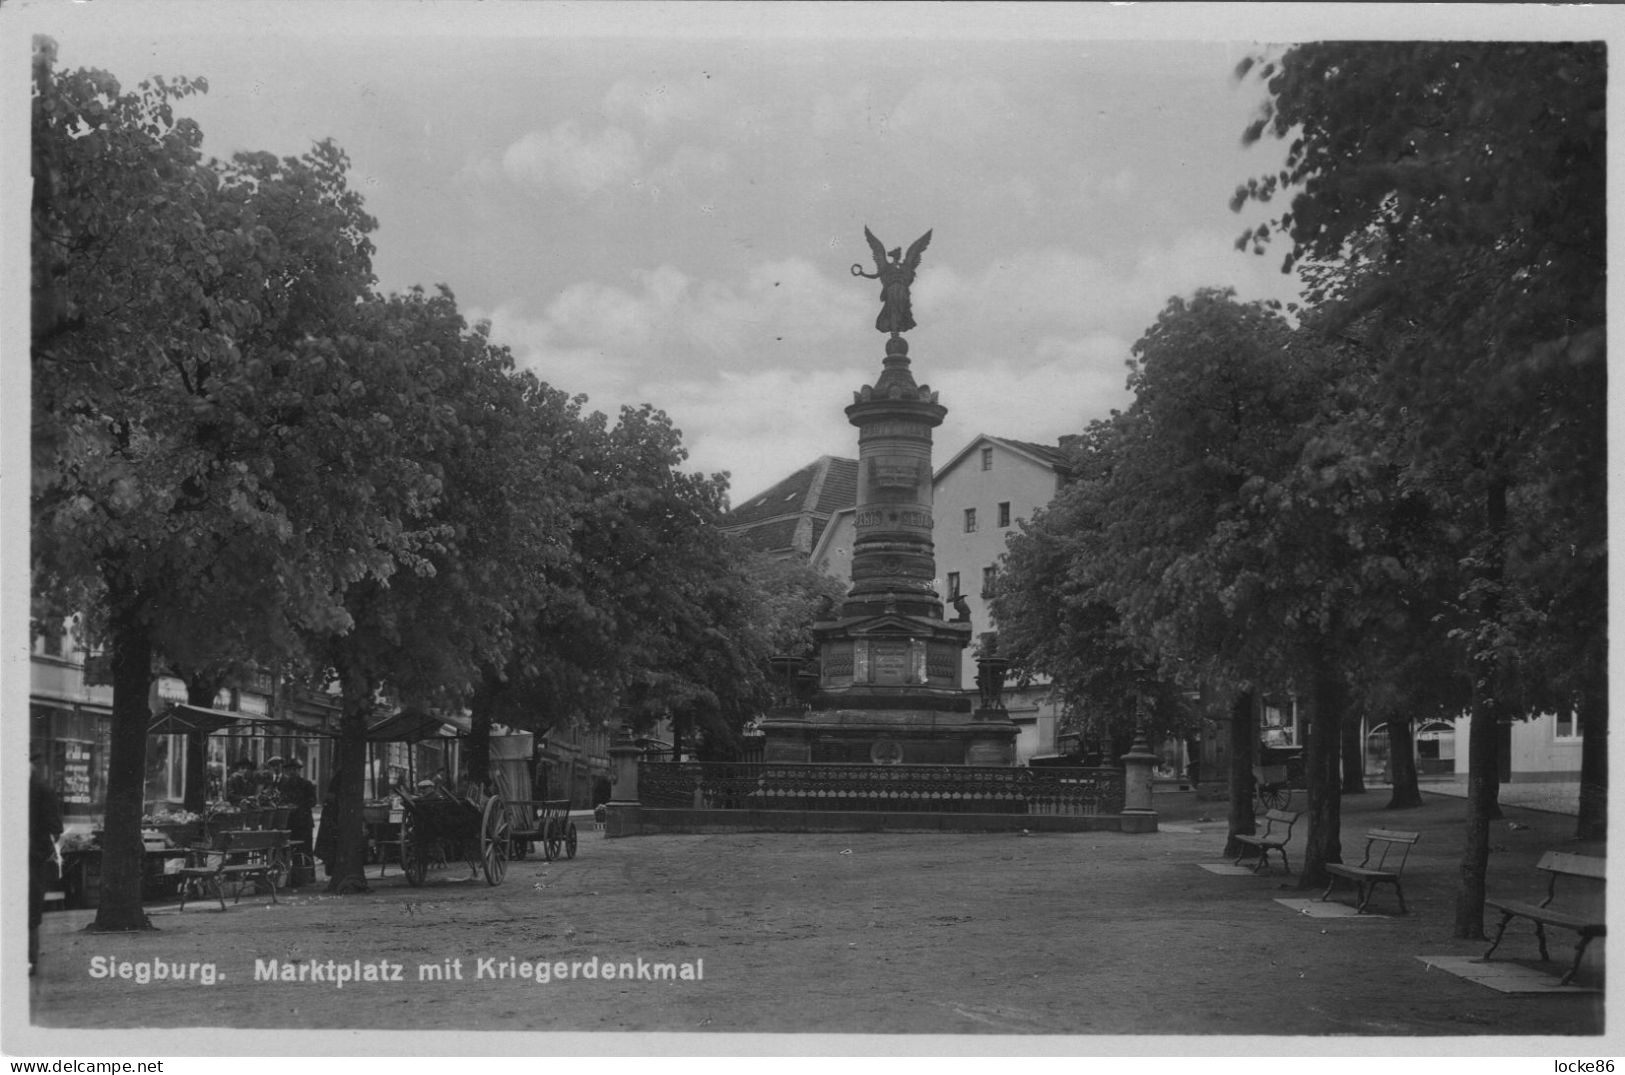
left=851, top=226, right=932, bottom=336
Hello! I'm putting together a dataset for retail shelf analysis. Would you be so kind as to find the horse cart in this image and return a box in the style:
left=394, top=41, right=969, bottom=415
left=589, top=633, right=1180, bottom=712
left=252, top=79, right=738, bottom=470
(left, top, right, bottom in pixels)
left=395, top=784, right=511, bottom=886
left=503, top=798, right=578, bottom=862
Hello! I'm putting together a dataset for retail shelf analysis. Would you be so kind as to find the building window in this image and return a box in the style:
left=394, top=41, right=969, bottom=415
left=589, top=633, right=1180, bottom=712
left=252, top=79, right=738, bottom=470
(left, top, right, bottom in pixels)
left=981, top=447, right=993, bottom=471
left=1555, top=711, right=1583, bottom=741
left=998, top=501, right=1011, bottom=528
left=964, top=508, right=977, bottom=533
left=946, top=572, right=961, bottom=600
left=39, top=628, right=62, bottom=658
left=981, top=565, right=998, bottom=597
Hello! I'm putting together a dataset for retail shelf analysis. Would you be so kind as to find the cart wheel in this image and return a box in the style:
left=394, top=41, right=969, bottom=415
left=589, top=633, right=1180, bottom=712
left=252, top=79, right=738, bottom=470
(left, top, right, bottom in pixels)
left=481, top=795, right=509, bottom=886
left=543, top=818, right=563, bottom=862
left=564, top=821, right=578, bottom=860
left=1260, top=784, right=1291, bottom=811
left=401, top=811, right=427, bottom=887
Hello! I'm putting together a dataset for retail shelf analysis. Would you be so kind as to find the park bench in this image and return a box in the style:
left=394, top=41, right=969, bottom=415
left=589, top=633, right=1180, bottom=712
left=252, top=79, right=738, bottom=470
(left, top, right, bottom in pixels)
left=1483, top=851, right=1606, bottom=987
left=1320, top=828, right=1420, bottom=914
left=1232, top=808, right=1299, bottom=874
left=177, top=829, right=288, bottom=911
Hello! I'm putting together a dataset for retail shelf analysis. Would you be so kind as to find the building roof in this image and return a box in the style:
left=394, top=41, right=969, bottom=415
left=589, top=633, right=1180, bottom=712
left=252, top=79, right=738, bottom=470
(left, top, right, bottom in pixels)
left=720, top=456, right=859, bottom=557
left=935, top=433, right=1075, bottom=481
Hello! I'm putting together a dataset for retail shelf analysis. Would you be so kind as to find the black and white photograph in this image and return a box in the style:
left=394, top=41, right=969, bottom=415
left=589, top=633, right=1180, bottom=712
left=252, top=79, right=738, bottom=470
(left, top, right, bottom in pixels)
left=5, top=0, right=1616, bottom=1061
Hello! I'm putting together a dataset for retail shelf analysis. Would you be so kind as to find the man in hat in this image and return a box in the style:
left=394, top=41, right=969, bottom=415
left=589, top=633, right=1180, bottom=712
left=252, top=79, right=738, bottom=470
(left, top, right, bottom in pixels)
left=277, top=757, right=318, bottom=887
left=30, top=750, right=63, bottom=975
left=261, top=756, right=285, bottom=799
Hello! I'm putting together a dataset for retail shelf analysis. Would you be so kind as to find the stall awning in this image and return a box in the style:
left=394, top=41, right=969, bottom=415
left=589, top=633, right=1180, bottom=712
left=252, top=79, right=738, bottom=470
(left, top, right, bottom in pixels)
left=148, top=704, right=314, bottom=737
left=363, top=709, right=471, bottom=743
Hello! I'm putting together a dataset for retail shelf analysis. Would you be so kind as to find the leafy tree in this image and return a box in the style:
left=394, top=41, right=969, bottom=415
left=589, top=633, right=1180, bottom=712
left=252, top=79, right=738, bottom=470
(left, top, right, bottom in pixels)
left=31, top=50, right=378, bottom=928
left=993, top=422, right=1199, bottom=765
left=1235, top=42, right=1606, bottom=932
left=313, top=288, right=571, bottom=893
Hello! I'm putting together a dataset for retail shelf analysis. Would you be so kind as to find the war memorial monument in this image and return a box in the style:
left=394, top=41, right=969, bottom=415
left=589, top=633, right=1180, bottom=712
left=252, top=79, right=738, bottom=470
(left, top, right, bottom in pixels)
left=757, top=227, right=1021, bottom=766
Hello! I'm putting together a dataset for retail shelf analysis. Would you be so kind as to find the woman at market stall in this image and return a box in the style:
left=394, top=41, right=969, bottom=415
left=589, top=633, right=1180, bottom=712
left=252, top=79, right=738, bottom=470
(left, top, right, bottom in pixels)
left=225, top=758, right=259, bottom=803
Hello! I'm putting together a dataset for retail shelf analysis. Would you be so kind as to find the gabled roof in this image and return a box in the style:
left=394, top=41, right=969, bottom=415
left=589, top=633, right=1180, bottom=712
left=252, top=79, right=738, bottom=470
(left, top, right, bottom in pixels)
left=724, top=456, right=858, bottom=526
left=720, top=456, right=859, bottom=557
left=934, top=433, right=1074, bottom=482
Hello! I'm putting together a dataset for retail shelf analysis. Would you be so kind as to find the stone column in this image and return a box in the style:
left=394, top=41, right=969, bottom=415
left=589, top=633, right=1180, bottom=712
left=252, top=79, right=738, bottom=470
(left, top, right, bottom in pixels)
left=604, top=728, right=643, bottom=838
left=842, top=336, right=948, bottom=621
left=1119, top=728, right=1160, bottom=833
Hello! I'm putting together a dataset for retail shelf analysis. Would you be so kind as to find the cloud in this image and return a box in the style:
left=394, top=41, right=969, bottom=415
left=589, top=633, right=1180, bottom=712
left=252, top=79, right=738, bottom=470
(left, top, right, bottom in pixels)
left=654, top=366, right=873, bottom=500
left=644, top=144, right=733, bottom=196
left=809, top=84, right=872, bottom=137
left=889, top=76, right=1015, bottom=147
left=500, top=122, right=642, bottom=195
left=602, top=77, right=706, bottom=128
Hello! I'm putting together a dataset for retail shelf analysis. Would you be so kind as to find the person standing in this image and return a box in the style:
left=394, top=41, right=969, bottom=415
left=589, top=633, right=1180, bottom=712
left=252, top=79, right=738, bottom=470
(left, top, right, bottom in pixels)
left=225, top=758, right=259, bottom=803
left=278, top=757, right=318, bottom=888
left=30, top=750, right=63, bottom=976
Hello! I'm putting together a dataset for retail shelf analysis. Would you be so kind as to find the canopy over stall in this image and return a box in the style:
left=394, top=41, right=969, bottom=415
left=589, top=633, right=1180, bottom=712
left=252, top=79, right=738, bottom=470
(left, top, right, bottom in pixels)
left=363, top=709, right=471, bottom=743
left=149, top=704, right=316, bottom=737
left=361, top=709, right=471, bottom=795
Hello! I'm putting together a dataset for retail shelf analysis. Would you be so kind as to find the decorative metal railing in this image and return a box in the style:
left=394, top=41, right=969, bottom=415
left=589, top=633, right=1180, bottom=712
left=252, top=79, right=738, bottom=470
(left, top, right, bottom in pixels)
left=638, top=762, right=1124, bottom=816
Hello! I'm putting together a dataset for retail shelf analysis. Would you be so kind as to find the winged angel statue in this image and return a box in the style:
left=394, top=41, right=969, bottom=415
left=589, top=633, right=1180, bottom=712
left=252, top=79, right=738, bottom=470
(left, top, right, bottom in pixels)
left=852, top=226, right=932, bottom=336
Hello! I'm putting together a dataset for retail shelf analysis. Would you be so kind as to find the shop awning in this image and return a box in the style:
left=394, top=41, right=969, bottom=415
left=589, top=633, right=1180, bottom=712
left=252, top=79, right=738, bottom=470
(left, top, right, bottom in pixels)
left=363, top=708, right=471, bottom=743
left=148, top=704, right=314, bottom=737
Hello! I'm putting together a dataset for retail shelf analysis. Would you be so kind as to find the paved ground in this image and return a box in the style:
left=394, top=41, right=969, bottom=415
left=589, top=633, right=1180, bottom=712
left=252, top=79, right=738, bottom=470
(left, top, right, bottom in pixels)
left=14, top=787, right=1608, bottom=1054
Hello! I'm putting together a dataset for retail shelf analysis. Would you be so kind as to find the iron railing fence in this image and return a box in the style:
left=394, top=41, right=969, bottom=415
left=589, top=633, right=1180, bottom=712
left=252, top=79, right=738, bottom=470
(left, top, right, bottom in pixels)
left=638, top=761, right=1124, bottom=816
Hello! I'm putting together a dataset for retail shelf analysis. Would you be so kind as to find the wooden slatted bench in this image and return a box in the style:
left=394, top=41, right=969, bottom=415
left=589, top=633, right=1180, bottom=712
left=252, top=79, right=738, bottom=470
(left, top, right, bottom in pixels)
left=177, top=829, right=288, bottom=911
left=1232, top=809, right=1299, bottom=874
left=1483, top=851, right=1605, bottom=986
left=1320, top=828, right=1420, bottom=914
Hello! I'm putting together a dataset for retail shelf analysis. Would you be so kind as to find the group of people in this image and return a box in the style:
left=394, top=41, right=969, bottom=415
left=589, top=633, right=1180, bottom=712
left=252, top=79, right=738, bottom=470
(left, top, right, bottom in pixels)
left=224, top=755, right=317, bottom=888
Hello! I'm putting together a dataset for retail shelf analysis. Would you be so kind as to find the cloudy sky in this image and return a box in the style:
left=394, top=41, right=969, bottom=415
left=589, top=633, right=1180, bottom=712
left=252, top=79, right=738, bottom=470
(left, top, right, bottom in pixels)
left=8, top=3, right=1602, bottom=502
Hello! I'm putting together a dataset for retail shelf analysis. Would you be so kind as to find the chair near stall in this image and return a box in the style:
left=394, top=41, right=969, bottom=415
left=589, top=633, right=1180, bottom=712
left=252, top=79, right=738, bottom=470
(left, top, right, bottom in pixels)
left=364, top=802, right=403, bottom=877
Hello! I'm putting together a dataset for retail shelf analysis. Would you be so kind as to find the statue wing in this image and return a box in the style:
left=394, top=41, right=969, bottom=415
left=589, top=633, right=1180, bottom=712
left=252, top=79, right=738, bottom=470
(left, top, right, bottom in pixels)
left=903, top=229, right=933, bottom=270
left=863, top=226, right=888, bottom=270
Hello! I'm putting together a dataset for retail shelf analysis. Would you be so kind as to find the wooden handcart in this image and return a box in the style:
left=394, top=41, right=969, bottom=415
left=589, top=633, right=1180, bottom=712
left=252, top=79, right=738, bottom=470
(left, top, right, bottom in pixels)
left=1253, top=763, right=1294, bottom=811
left=395, top=784, right=510, bottom=886
left=1253, top=749, right=1306, bottom=811
left=504, top=798, right=578, bottom=862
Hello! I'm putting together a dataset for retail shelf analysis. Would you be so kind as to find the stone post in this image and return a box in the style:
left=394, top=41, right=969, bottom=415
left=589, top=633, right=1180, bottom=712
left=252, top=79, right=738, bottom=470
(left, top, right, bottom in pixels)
left=1119, top=727, right=1160, bottom=833
left=604, top=727, right=643, bottom=838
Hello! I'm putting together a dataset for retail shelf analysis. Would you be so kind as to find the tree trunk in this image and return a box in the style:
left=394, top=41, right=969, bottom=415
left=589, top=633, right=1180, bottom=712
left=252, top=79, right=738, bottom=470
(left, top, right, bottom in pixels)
left=1384, top=708, right=1424, bottom=809
left=1340, top=704, right=1366, bottom=794
left=1453, top=473, right=1508, bottom=939
left=327, top=651, right=375, bottom=895
left=90, top=574, right=156, bottom=932
left=1453, top=703, right=1501, bottom=938
left=1575, top=670, right=1607, bottom=841
left=1297, top=657, right=1343, bottom=889
left=1223, top=689, right=1258, bottom=858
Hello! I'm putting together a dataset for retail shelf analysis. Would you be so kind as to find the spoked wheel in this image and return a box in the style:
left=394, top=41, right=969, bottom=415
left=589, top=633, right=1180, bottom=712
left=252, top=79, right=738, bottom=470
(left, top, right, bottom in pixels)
left=564, top=821, right=578, bottom=860
left=543, top=817, right=564, bottom=862
left=401, top=810, right=428, bottom=887
left=481, top=795, right=509, bottom=886
left=1259, top=784, right=1291, bottom=811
